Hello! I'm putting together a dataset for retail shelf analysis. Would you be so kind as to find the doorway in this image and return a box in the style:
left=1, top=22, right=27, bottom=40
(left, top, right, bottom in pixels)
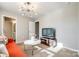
left=35, top=21, right=39, bottom=39
left=3, top=16, right=16, bottom=41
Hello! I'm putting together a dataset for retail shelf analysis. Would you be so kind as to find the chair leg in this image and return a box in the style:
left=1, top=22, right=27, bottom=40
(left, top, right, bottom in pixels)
left=32, top=45, right=34, bottom=56
left=24, top=45, right=25, bottom=51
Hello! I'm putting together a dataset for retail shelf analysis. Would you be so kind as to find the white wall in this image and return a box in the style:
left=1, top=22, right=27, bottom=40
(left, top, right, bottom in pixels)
left=77, top=3, right=79, bottom=50
left=61, top=4, right=78, bottom=50
left=0, top=10, right=29, bottom=43
left=0, top=10, right=2, bottom=35
left=39, top=3, right=78, bottom=50
left=16, top=16, right=29, bottom=43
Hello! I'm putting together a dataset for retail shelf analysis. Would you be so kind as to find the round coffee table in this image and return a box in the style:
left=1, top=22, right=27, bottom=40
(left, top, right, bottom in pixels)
left=24, top=40, right=41, bottom=55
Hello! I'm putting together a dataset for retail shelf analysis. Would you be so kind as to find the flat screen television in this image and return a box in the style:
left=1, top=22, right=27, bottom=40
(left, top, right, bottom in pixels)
left=42, top=28, right=55, bottom=37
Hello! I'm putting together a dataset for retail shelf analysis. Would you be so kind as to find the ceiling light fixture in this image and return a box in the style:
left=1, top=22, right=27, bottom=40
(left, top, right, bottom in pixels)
left=19, top=2, right=38, bottom=17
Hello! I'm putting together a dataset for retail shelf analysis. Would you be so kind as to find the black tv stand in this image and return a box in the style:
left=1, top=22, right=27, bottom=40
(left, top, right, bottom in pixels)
left=40, top=37, right=57, bottom=47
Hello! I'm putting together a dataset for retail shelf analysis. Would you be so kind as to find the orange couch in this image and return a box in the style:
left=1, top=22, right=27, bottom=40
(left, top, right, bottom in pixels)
left=6, top=38, right=28, bottom=57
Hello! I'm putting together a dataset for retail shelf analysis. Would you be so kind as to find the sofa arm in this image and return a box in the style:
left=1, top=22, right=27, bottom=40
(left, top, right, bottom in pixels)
left=0, top=44, right=9, bottom=57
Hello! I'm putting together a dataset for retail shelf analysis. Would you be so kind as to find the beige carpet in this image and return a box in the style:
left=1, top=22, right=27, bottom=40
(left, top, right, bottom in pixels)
left=18, top=43, right=79, bottom=57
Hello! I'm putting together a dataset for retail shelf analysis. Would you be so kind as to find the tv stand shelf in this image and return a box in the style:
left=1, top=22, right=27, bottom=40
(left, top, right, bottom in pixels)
left=40, top=37, right=57, bottom=47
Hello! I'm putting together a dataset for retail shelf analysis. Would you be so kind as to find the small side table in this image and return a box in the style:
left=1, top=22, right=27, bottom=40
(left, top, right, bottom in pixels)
left=24, top=40, right=41, bottom=55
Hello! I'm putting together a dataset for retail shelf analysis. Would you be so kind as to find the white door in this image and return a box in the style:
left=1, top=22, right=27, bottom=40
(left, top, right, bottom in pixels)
left=29, top=21, right=35, bottom=39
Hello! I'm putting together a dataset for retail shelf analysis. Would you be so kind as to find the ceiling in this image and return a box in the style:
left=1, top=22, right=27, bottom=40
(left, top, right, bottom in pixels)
left=0, top=2, right=77, bottom=20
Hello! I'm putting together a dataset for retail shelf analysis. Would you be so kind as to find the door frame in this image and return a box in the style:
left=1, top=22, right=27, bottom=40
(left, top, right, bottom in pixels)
left=35, top=21, right=39, bottom=39
left=35, top=19, right=40, bottom=39
left=1, top=15, right=17, bottom=41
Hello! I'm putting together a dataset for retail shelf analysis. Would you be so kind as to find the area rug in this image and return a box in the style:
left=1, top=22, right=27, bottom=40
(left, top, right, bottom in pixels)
left=18, top=43, right=79, bottom=57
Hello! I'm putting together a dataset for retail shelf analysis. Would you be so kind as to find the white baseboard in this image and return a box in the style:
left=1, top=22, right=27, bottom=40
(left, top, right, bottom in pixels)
left=64, top=47, right=79, bottom=56
left=78, top=51, right=79, bottom=56
left=16, top=40, right=24, bottom=44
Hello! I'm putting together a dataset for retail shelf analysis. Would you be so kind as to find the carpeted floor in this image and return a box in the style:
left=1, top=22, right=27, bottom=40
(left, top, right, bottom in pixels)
left=18, top=43, right=79, bottom=57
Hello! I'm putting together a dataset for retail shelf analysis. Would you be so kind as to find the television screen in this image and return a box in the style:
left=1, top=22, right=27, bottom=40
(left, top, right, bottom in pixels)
left=42, top=28, right=55, bottom=37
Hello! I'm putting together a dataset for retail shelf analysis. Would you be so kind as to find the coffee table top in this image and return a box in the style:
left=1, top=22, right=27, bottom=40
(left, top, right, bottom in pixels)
left=24, top=40, right=41, bottom=45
